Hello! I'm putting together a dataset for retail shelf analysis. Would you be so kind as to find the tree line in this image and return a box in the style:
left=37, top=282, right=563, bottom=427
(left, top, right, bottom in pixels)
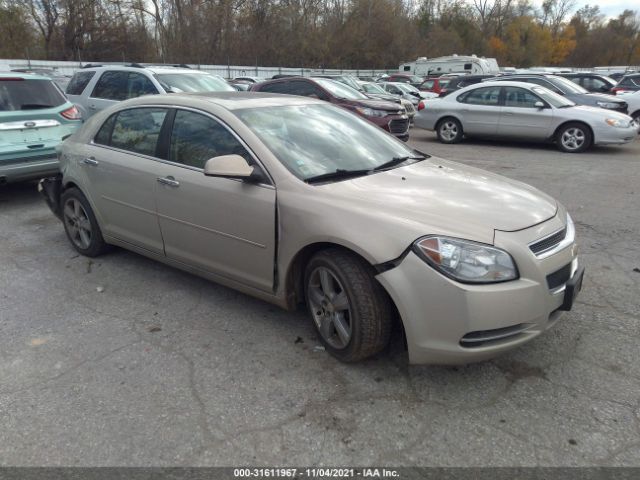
left=0, top=0, right=638, bottom=70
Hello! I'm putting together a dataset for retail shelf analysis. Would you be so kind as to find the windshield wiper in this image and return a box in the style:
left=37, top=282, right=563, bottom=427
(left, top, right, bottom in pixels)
left=304, top=168, right=372, bottom=184
left=374, top=155, right=426, bottom=171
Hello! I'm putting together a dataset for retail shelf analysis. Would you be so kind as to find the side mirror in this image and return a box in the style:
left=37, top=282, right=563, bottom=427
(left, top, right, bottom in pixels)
left=534, top=101, right=545, bottom=109
left=204, top=154, right=254, bottom=179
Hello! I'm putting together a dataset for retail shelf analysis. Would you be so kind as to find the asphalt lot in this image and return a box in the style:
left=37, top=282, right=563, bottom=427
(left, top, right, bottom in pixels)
left=1, top=132, right=639, bottom=466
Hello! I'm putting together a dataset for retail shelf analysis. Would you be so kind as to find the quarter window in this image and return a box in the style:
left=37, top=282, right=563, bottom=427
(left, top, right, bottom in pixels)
left=458, top=86, right=501, bottom=106
left=109, top=108, right=168, bottom=156
left=503, top=87, right=542, bottom=108
left=169, top=110, right=251, bottom=169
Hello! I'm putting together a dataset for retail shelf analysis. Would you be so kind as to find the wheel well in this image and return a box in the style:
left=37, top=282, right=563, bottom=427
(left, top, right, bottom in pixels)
left=553, top=121, right=594, bottom=144
left=436, top=115, right=461, bottom=128
left=284, top=242, right=405, bottom=341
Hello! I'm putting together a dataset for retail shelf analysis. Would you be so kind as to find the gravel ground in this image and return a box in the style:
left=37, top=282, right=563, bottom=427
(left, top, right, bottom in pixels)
left=0, top=132, right=638, bottom=466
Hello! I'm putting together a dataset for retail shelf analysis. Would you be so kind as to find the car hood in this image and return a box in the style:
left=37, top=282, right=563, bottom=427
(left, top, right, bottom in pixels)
left=582, top=92, right=626, bottom=104
left=570, top=105, right=631, bottom=120
left=365, top=93, right=401, bottom=103
left=354, top=98, right=404, bottom=112
left=317, top=158, right=558, bottom=243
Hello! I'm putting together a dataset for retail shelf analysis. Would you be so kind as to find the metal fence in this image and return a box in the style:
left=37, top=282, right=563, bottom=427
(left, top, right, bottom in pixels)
left=0, top=58, right=394, bottom=78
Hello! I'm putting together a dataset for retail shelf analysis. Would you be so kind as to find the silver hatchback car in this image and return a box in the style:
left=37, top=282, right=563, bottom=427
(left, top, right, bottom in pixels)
left=40, top=93, right=584, bottom=364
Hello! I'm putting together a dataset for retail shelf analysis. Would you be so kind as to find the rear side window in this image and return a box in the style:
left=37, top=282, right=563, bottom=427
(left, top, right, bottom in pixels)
left=421, top=80, right=434, bottom=89
left=91, top=71, right=158, bottom=100
left=94, top=114, right=116, bottom=145
left=458, top=86, right=501, bottom=106
left=109, top=108, right=168, bottom=156
left=169, top=110, right=251, bottom=169
left=288, top=81, right=327, bottom=99
left=619, top=76, right=640, bottom=87
left=0, top=78, right=66, bottom=111
left=92, top=71, right=129, bottom=100
left=66, top=71, right=95, bottom=95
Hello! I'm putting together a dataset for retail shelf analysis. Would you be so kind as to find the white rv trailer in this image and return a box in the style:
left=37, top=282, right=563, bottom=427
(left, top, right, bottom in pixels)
left=399, top=55, right=500, bottom=76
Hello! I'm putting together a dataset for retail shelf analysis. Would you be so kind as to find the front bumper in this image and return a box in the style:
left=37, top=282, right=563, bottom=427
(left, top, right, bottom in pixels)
left=376, top=214, right=581, bottom=365
left=594, top=123, right=639, bottom=145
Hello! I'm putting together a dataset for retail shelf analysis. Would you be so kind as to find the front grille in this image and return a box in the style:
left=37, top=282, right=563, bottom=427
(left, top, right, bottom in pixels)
left=460, top=323, right=532, bottom=348
left=529, top=228, right=566, bottom=256
left=547, top=263, right=572, bottom=290
left=389, top=118, right=409, bottom=134
left=405, top=103, right=416, bottom=114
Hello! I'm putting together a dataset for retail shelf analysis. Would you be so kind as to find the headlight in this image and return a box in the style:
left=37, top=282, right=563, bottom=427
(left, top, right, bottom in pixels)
left=413, top=236, right=518, bottom=283
left=597, top=101, right=620, bottom=109
left=355, top=107, right=388, bottom=118
left=605, top=118, right=629, bottom=128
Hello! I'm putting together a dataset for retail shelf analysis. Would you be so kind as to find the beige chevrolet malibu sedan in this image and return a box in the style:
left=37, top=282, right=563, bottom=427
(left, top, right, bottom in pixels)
left=40, top=92, right=584, bottom=365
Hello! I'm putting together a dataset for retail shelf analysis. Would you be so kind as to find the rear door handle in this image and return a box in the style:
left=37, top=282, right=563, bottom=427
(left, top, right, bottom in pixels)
left=82, top=157, right=99, bottom=166
left=157, top=176, right=180, bottom=187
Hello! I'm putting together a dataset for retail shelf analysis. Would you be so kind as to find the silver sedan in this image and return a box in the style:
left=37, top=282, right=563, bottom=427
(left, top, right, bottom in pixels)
left=414, top=81, right=638, bottom=152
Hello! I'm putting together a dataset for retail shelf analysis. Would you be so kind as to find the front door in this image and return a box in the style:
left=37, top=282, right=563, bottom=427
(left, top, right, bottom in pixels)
left=155, top=109, right=277, bottom=292
left=498, top=87, right=554, bottom=139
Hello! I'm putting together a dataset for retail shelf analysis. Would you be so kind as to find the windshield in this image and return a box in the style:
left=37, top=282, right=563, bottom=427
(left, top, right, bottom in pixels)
left=361, top=83, right=386, bottom=94
left=0, top=78, right=67, bottom=111
left=155, top=73, right=235, bottom=93
left=531, top=86, right=576, bottom=108
left=235, top=104, right=421, bottom=181
left=313, top=78, right=368, bottom=100
left=552, top=75, right=588, bottom=94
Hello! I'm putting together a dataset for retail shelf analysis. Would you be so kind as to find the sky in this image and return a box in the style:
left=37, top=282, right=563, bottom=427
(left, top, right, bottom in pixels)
left=531, top=0, right=638, bottom=18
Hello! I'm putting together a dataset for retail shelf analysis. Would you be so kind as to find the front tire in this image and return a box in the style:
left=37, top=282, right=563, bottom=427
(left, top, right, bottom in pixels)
left=436, top=117, right=463, bottom=144
left=61, top=187, right=109, bottom=257
left=556, top=122, right=592, bottom=153
left=304, top=249, right=392, bottom=362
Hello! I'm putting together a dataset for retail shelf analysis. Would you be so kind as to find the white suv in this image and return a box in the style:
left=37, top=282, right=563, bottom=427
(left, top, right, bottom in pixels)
left=65, top=64, right=235, bottom=118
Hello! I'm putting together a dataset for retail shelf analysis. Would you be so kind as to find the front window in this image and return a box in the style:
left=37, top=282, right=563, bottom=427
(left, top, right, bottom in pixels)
left=531, top=86, right=575, bottom=108
left=313, top=78, right=368, bottom=100
left=169, top=110, right=251, bottom=168
left=235, top=104, right=420, bottom=181
left=155, top=73, right=235, bottom=93
left=0, top=78, right=67, bottom=111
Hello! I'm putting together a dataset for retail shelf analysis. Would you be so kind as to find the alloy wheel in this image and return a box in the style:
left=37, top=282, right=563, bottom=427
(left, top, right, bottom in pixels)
left=307, top=267, right=352, bottom=349
left=440, top=121, right=459, bottom=141
left=63, top=198, right=92, bottom=250
left=561, top=127, right=586, bottom=151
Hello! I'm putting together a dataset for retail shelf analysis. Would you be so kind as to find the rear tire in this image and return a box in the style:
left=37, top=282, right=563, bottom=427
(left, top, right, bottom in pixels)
left=304, top=249, right=392, bottom=362
left=436, top=117, right=463, bottom=144
left=61, top=187, right=109, bottom=257
left=556, top=122, right=592, bottom=153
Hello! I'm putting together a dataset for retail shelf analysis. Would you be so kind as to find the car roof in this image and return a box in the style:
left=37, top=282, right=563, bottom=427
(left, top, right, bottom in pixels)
left=120, top=91, right=324, bottom=111
left=0, top=72, right=52, bottom=81
left=76, top=65, right=215, bottom=75
left=469, top=80, right=548, bottom=88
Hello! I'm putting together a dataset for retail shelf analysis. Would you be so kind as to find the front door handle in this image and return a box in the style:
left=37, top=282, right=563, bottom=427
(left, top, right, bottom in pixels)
left=157, top=176, right=180, bottom=187
left=82, top=157, right=99, bottom=166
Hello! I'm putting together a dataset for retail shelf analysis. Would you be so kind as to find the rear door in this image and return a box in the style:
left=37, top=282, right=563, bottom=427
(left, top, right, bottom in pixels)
left=498, top=86, right=554, bottom=139
left=80, top=107, right=168, bottom=253
left=87, top=71, right=158, bottom=117
left=155, top=109, right=276, bottom=292
left=455, top=85, right=502, bottom=135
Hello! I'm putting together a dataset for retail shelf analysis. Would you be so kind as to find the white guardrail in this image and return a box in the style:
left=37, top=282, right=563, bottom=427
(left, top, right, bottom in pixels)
left=0, top=59, right=394, bottom=78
